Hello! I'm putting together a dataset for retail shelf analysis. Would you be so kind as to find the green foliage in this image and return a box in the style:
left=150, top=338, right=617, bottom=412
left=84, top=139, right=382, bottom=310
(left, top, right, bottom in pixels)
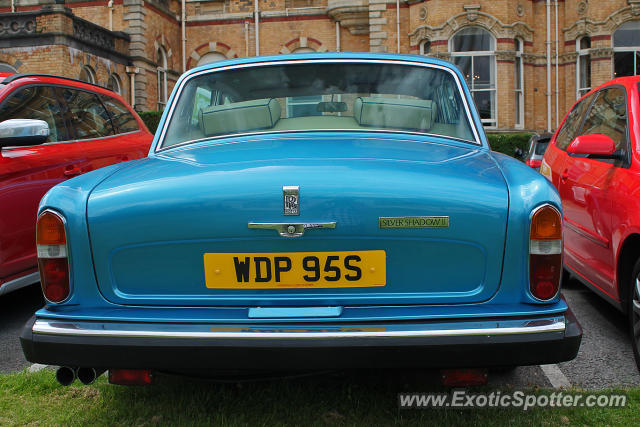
left=487, top=132, right=533, bottom=158
left=139, top=111, right=163, bottom=134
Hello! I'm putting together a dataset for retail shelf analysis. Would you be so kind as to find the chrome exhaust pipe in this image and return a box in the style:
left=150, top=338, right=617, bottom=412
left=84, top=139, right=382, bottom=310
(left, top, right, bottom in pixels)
left=76, top=367, right=106, bottom=385
left=55, top=366, right=76, bottom=386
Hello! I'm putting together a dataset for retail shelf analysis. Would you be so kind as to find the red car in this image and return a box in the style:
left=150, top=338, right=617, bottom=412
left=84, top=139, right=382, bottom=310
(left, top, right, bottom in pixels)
left=0, top=73, right=152, bottom=296
left=541, top=76, right=640, bottom=369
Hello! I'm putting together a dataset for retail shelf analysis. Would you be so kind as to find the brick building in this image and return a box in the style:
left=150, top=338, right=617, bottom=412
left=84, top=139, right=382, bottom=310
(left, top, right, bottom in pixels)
left=1, top=0, right=640, bottom=132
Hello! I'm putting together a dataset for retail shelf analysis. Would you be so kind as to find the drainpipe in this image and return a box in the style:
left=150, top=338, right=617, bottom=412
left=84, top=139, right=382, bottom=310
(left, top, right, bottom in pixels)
left=245, top=21, right=250, bottom=56
left=108, top=0, right=113, bottom=31
left=396, top=0, right=400, bottom=53
left=11, top=0, right=15, bottom=12
left=181, top=0, right=186, bottom=72
left=126, top=66, right=139, bottom=109
left=555, top=0, right=559, bottom=129
left=336, top=22, right=340, bottom=52
left=254, top=0, right=260, bottom=56
left=546, top=0, right=552, bottom=132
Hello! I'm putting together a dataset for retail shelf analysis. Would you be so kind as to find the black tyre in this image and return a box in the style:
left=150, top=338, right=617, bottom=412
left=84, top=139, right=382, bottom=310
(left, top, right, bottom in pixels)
left=628, top=258, right=640, bottom=371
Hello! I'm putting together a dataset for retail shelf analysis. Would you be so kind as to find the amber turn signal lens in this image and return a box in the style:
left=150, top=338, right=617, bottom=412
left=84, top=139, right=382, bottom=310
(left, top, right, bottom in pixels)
left=36, top=211, right=66, bottom=245
left=530, top=205, right=562, bottom=241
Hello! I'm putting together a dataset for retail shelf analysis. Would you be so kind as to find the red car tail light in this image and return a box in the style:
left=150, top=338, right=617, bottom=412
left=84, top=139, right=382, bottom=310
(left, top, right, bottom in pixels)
left=529, top=205, right=562, bottom=301
left=109, top=369, right=153, bottom=385
left=36, top=210, right=69, bottom=303
left=526, top=159, right=542, bottom=169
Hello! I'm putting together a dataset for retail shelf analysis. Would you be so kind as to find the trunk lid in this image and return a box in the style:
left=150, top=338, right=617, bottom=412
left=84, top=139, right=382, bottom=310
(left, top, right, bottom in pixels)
left=87, top=135, right=508, bottom=306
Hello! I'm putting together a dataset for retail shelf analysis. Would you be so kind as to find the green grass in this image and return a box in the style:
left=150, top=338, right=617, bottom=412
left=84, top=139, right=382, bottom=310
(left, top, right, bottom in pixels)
left=0, top=369, right=637, bottom=426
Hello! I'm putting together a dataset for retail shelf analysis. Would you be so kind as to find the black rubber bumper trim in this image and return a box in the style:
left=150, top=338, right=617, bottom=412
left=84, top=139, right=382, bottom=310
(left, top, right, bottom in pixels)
left=20, top=308, right=582, bottom=371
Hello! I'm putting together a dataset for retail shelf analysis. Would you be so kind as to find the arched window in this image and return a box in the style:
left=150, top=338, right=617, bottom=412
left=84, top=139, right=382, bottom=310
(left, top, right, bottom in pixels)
left=514, top=38, right=524, bottom=128
left=197, top=52, right=227, bottom=66
left=577, top=36, right=591, bottom=98
left=292, top=47, right=315, bottom=53
left=157, top=46, right=168, bottom=110
left=450, top=27, right=496, bottom=127
left=79, top=65, right=96, bottom=84
left=613, top=21, right=640, bottom=77
left=0, top=62, right=17, bottom=73
left=420, top=40, right=431, bottom=56
left=107, top=73, right=122, bottom=95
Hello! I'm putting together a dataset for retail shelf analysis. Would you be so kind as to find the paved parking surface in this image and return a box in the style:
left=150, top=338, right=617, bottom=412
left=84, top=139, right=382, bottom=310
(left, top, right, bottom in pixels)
left=1, top=278, right=639, bottom=389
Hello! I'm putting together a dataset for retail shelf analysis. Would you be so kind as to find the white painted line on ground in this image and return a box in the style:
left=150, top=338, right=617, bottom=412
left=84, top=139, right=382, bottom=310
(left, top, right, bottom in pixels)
left=28, top=363, right=48, bottom=373
left=540, top=364, right=571, bottom=388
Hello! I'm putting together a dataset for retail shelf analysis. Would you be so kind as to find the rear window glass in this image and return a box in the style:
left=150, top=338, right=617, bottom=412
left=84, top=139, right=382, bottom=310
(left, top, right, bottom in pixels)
left=161, top=62, right=477, bottom=148
left=102, top=96, right=140, bottom=134
left=534, top=140, right=549, bottom=155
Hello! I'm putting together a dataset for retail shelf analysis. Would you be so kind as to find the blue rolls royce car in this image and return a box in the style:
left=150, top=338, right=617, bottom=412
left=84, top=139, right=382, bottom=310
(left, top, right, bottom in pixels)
left=21, top=53, right=581, bottom=384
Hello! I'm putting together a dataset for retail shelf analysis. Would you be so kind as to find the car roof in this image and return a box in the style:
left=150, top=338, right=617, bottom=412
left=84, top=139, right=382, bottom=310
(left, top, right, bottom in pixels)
left=187, top=52, right=459, bottom=76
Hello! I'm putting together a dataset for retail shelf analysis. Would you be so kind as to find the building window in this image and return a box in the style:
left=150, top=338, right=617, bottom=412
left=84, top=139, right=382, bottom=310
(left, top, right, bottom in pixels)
left=107, top=74, right=122, bottom=95
left=514, top=38, right=524, bottom=128
left=157, top=47, right=168, bottom=110
left=79, top=65, right=96, bottom=84
left=197, top=52, right=227, bottom=66
left=450, top=27, right=496, bottom=127
left=613, top=21, right=640, bottom=77
left=0, top=62, right=17, bottom=72
left=420, top=40, right=431, bottom=56
left=577, top=36, right=591, bottom=98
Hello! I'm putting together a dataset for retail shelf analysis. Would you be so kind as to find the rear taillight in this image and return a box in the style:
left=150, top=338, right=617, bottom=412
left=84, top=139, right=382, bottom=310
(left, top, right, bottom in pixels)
left=529, top=205, right=562, bottom=301
left=526, top=159, right=542, bottom=169
left=36, top=210, right=69, bottom=303
left=109, top=369, right=153, bottom=385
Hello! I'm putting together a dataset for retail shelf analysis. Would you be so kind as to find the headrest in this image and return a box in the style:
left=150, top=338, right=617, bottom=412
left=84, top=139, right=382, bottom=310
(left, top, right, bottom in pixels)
left=353, top=97, right=437, bottom=131
left=199, top=98, right=281, bottom=136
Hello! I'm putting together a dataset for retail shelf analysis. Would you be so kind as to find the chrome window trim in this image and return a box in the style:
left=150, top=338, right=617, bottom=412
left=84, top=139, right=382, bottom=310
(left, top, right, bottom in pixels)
left=0, top=129, right=144, bottom=150
left=155, top=58, right=482, bottom=152
left=32, top=317, right=566, bottom=339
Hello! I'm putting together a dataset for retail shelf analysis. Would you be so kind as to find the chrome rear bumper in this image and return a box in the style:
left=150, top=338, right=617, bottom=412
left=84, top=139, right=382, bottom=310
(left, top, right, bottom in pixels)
left=21, top=310, right=582, bottom=371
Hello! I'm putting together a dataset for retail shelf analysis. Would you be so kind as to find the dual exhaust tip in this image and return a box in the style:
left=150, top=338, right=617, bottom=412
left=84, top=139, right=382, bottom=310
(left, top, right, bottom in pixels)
left=56, top=367, right=104, bottom=386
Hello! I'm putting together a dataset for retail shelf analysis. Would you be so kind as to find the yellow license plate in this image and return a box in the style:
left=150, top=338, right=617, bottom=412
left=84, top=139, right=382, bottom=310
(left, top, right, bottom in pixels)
left=203, top=250, right=386, bottom=289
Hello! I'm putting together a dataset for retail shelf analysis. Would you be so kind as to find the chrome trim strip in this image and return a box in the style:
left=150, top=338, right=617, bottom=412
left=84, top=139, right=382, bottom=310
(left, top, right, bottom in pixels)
left=32, top=318, right=565, bottom=339
left=155, top=58, right=481, bottom=152
left=0, top=272, right=39, bottom=297
left=248, top=221, right=336, bottom=238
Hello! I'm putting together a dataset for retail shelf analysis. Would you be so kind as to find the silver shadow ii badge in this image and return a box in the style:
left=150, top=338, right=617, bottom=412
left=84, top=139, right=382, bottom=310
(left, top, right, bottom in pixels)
left=283, top=186, right=299, bottom=216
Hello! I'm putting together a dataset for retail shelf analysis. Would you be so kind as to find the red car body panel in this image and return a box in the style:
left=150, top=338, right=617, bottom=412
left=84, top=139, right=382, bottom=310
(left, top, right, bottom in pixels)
left=543, top=76, right=640, bottom=306
left=0, top=74, right=153, bottom=292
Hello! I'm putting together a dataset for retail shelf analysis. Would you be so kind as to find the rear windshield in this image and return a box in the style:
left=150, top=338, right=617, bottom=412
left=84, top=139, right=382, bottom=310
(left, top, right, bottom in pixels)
left=160, top=61, right=477, bottom=149
left=534, top=141, right=549, bottom=155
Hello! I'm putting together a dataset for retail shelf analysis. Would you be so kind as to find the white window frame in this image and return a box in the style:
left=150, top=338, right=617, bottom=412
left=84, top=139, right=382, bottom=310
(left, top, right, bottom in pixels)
left=514, top=38, right=524, bottom=129
left=157, top=47, right=168, bottom=110
left=0, top=62, right=17, bottom=72
left=80, top=65, right=96, bottom=84
left=107, top=73, right=122, bottom=95
left=449, top=27, right=497, bottom=128
left=419, top=39, right=431, bottom=56
left=577, top=36, right=591, bottom=99
left=612, top=21, right=640, bottom=78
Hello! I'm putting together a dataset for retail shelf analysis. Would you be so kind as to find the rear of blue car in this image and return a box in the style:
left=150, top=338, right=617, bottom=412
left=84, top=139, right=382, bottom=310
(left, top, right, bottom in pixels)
left=21, top=54, right=581, bottom=381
